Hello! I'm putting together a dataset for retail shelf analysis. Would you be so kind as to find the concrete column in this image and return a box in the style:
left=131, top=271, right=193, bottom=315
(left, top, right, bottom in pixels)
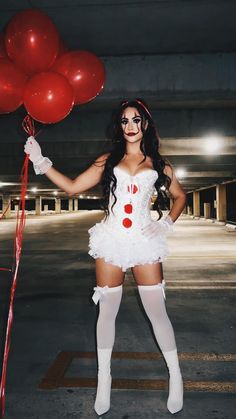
left=204, top=203, right=211, bottom=219
left=55, top=198, right=61, bottom=214
left=2, top=195, right=11, bottom=218
left=187, top=205, right=192, bottom=215
left=68, top=198, right=73, bottom=212
left=193, top=191, right=200, bottom=217
left=74, top=198, right=78, bottom=211
left=216, top=184, right=226, bottom=222
left=35, top=196, right=41, bottom=216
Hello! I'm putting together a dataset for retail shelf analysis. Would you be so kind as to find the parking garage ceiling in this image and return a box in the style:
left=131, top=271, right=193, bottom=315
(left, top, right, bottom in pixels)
left=0, top=0, right=236, bottom=198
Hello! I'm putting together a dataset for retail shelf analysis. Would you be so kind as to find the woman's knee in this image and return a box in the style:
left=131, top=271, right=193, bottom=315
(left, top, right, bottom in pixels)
left=95, top=258, right=125, bottom=287
left=131, top=262, right=164, bottom=285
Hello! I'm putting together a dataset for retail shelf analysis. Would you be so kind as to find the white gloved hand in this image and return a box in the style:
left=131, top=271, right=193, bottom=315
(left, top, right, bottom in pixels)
left=24, top=136, right=52, bottom=175
left=141, top=214, right=174, bottom=239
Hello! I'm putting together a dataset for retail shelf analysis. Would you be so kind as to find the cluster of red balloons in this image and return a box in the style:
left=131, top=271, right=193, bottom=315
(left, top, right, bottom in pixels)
left=0, top=9, right=105, bottom=123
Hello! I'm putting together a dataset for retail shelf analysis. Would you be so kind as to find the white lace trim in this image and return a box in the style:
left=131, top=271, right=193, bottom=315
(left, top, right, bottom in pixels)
left=88, top=222, right=169, bottom=272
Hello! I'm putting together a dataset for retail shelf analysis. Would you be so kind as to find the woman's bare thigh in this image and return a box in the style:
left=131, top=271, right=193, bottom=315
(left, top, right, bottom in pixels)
left=131, top=262, right=164, bottom=285
left=95, top=258, right=126, bottom=287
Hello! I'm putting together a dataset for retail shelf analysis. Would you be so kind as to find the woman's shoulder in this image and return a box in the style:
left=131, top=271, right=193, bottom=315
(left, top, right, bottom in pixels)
left=163, top=162, right=173, bottom=179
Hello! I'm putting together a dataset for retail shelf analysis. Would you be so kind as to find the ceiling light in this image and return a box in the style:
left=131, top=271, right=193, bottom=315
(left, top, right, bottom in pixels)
left=31, top=187, right=37, bottom=193
left=204, top=135, right=222, bottom=154
left=175, top=168, right=186, bottom=178
left=53, top=191, right=58, bottom=196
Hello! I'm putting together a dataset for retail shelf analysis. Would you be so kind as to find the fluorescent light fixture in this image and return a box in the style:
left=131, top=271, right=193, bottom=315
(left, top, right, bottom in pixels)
left=0, top=182, right=18, bottom=187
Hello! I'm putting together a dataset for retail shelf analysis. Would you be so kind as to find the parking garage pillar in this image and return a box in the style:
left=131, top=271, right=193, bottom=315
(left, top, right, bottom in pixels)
left=68, top=198, right=73, bottom=212
left=193, top=191, right=200, bottom=217
left=182, top=205, right=187, bottom=214
left=187, top=205, right=192, bottom=215
left=35, top=196, right=41, bottom=216
left=55, top=198, right=61, bottom=214
left=2, top=195, right=11, bottom=218
left=204, top=203, right=211, bottom=219
left=74, top=198, right=78, bottom=211
left=216, top=184, right=226, bottom=221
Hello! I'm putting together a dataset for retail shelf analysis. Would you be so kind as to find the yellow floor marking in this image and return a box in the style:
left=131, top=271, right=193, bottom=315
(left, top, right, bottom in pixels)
left=39, top=351, right=236, bottom=392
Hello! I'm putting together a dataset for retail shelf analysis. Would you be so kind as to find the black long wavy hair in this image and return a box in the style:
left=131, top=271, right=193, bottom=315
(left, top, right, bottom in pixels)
left=97, top=99, right=173, bottom=220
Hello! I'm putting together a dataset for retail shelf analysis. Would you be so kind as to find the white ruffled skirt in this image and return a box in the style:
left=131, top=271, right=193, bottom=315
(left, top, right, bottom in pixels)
left=88, top=219, right=169, bottom=272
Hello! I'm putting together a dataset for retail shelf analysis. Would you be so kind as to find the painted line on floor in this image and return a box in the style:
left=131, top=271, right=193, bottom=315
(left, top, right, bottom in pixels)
left=167, top=256, right=236, bottom=259
left=125, top=278, right=236, bottom=289
left=39, top=351, right=236, bottom=392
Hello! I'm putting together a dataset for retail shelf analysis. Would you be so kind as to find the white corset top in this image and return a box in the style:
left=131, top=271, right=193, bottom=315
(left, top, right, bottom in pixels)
left=105, top=165, right=158, bottom=233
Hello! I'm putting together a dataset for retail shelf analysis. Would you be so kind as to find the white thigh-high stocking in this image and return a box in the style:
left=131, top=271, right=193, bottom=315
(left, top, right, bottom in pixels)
left=138, top=281, right=183, bottom=414
left=92, top=284, right=123, bottom=416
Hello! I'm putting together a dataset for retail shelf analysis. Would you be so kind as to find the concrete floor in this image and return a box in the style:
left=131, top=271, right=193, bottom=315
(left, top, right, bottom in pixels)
left=0, top=211, right=235, bottom=419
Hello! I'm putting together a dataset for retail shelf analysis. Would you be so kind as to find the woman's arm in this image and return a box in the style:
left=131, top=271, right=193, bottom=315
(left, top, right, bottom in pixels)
left=45, top=153, right=109, bottom=196
left=24, top=137, right=109, bottom=196
left=164, top=164, right=187, bottom=222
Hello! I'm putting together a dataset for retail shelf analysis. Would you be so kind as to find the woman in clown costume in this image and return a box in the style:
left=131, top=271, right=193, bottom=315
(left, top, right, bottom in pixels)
left=25, top=99, right=186, bottom=417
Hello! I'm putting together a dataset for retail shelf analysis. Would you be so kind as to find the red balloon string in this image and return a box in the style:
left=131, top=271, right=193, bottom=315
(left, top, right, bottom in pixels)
left=0, top=155, right=29, bottom=418
left=22, top=114, right=35, bottom=137
left=0, top=116, right=33, bottom=418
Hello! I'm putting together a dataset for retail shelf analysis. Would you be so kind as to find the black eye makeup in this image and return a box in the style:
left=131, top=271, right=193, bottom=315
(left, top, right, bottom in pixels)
left=121, top=116, right=141, bottom=125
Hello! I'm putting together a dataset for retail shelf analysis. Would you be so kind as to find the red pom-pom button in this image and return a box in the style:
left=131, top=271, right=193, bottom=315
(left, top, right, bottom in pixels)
left=122, top=218, right=132, bottom=228
left=124, top=204, right=133, bottom=214
left=127, top=184, right=138, bottom=194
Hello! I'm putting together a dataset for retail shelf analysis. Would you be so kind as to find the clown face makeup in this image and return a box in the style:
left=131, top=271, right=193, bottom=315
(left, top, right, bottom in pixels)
left=121, top=107, right=148, bottom=143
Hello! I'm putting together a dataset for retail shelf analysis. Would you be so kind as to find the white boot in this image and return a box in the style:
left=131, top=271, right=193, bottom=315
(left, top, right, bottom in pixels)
left=94, top=348, right=112, bottom=416
left=163, top=348, right=183, bottom=414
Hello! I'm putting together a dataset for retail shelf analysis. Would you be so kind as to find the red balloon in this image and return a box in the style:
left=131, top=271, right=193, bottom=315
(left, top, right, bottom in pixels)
left=5, top=9, right=59, bottom=75
left=0, top=33, right=7, bottom=58
left=52, top=50, right=105, bottom=104
left=0, top=58, right=28, bottom=113
left=57, top=39, right=69, bottom=59
left=23, top=71, right=75, bottom=123
left=50, top=39, right=69, bottom=69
